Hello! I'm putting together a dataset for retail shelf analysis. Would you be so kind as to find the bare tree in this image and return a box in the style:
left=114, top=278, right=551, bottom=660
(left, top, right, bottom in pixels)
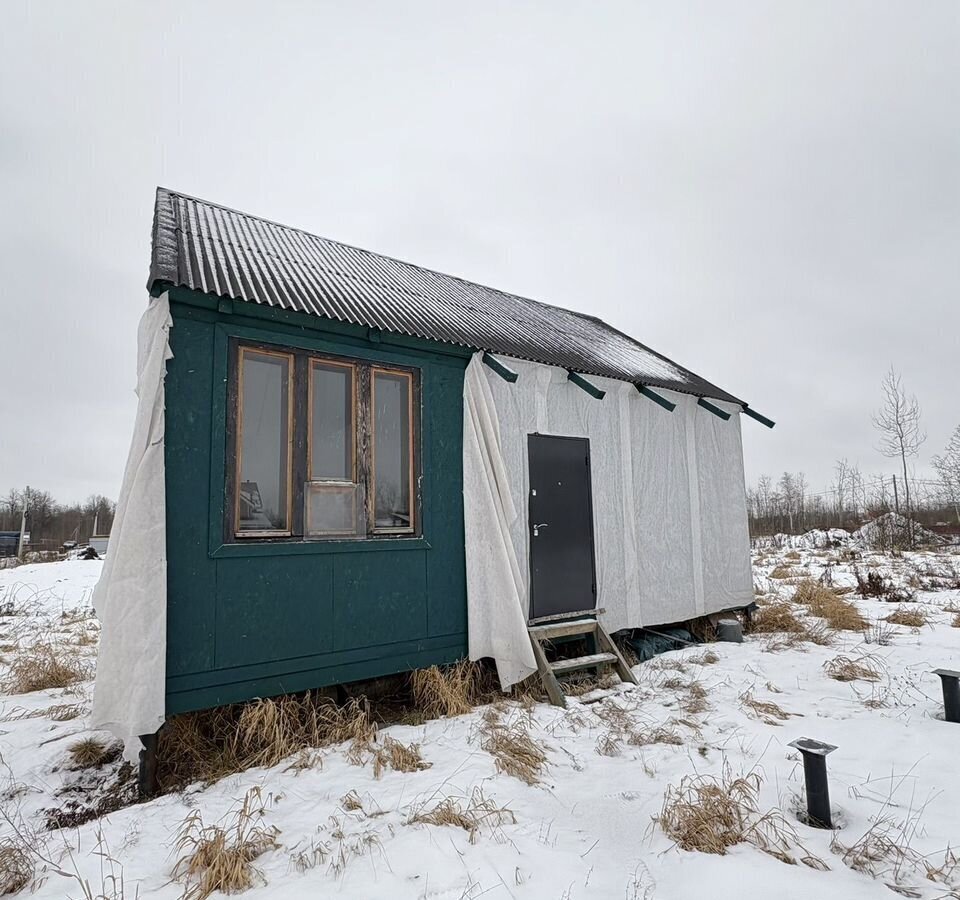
left=833, top=458, right=850, bottom=526
left=872, top=367, right=926, bottom=539
left=933, top=424, right=960, bottom=525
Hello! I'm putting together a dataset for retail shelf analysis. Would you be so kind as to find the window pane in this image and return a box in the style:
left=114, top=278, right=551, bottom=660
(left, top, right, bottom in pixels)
left=310, top=362, right=353, bottom=480
left=373, top=371, right=412, bottom=529
left=305, top=483, right=361, bottom=536
left=238, top=351, right=290, bottom=532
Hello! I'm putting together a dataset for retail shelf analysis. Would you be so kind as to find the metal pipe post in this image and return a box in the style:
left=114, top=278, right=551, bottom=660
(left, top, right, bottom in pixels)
left=934, top=670, right=960, bottom=723
left=789, top=738, right=837, bottom=829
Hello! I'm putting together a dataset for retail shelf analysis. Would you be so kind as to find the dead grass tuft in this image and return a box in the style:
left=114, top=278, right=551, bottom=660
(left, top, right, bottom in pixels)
left=480, top=711, right=547, bottom=785
left=657, top=770, right=820, bottom=866
left=159, top=693, right=375, bottom=789
left=3, top=639, right=90, bottom=693
left=627, top=725, right=683, bottom=747
left=823, top=655, right=884, bottom=683
left=410, top=660, right=498, bottom=719
left=769, top=565, right=795, bottom=579
left=681, top=681, right=709, bottom=715
left=595, top=731, right=623, bottom=756
left=47, top=702, right=85, bottom=722
left=67, top=737, right=121, bottom=769
left=370, top=736, right=431, bottom=779
left=793, top=580, right=867, bottom=631
left=749, top=602, right=806, bottom=635
left=0, top=841, right=32, bottom=895
left=952, top=612, right=960, bottom=629
left=884, top=607, right=928, bottom=628
left=173, top=786, right=279, bottom=900
left=340, top=790, right=363, bottom=812
left=738, top=690, right=799, bottom=725
left=409, top=788, right=515, bottom=843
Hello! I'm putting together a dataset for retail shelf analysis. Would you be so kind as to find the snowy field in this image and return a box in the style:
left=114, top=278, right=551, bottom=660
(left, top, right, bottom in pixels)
left=1, top=546, right=959, bottom=899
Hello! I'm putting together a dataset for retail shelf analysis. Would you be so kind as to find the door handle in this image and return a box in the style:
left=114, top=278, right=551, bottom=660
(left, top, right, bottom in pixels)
left=533, top=522, right=549, bottom=537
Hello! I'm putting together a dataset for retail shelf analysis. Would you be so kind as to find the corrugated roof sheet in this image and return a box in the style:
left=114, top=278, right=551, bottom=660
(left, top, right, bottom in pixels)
left=148, top=187, right=743, bottom=404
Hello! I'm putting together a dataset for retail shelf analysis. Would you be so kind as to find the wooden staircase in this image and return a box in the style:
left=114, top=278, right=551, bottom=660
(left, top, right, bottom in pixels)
left=528, top=616, right=638, bottom=708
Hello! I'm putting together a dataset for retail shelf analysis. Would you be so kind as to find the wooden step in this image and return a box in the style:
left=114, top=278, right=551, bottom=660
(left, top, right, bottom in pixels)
left=528, top=617, right=599, bottom=641
left=550, top=652, right=617, bottom=674
left=528, top=617, right=639, bottom=708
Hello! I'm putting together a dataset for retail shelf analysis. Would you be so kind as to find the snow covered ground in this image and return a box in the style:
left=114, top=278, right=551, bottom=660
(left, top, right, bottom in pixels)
left=1, top=548, right=959, bottom=899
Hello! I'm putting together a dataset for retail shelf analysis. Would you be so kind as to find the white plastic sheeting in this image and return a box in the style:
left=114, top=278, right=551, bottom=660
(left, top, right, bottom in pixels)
left=91, top=293, right=172, bottom=755
left=463, top=354, right=753, bottom=689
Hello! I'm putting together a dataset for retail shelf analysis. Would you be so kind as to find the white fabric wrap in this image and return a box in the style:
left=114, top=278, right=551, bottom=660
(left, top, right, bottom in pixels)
left=91, top=293, right=172, bottom=753
left=462, top=353, right=752, bottom=689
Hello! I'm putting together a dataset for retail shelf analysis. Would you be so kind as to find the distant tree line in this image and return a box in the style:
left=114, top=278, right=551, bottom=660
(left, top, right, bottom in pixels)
left=747, top=367, right=960, bottom=538
left=0, top=486, right=115, bottom=550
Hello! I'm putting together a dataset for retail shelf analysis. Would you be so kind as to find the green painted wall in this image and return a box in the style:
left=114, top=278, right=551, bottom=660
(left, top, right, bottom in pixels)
left=162, top=287, right=470, bottom=715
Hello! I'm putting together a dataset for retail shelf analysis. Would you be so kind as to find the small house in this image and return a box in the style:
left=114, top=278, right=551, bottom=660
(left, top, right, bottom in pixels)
left=92, top=188, right=772, bottom=753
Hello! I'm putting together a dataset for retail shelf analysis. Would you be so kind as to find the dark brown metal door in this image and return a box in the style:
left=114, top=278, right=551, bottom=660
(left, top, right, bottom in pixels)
left=528, top=434, right=598, bottom=621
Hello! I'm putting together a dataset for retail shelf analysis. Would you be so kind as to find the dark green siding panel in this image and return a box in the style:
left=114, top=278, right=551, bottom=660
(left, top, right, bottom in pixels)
left=166, top=638, right=466, bottom=715
left=332, top=551, right=428, bottom=649
left=163, top=290, right=470, bottom=716
left=424, top=367, right=467, bottom=637
left=214, top=555, right=335, bottom=668
left=164, top=311, right=217, bottom=677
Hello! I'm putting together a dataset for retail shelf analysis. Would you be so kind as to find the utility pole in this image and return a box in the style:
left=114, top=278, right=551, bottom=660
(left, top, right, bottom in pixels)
left=17, top=509, right=28, bottom=558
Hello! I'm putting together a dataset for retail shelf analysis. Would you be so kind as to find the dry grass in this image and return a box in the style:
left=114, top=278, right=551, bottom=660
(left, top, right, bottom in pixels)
left=173, top=786, right=279, bottom=900
left=627, top=725, right=683, bottom=747
left=595, top=731, right=623, bottom=756
left=409, top=788, right=515, bottom=844
left=0, top=841, right=32, bottom=895
left=3, top=638, right=90, bottom=693
left=738, top=690, right=798, bottom=725
left=47, top=702, right=85, bottom=721
left=830, top=812, right=954, bottom=889
left=681, top=681, right=708, bottom=715
left=159, top=693, right=375, bottom=789
left=884, top=607, right=928, bottom=628
left=688, top=649, right=720, bottom=666
left=823, top=655, right=883, bottom=683
left=410, top=660, right=499, bottom=719
left=370, top=736, right=431, bottom=779
left=480, top=710, right=547, bottom=785
left=793, top=580, right=867, bottom=631
left=67, top=737, right=120, bottom=769
left=749, top=602, right=806, bottom=635
left=952, top=612, right=960, bottom=629
left=769, top=565, right=795, bottom=579
left=657, top=770, right=820, bottom=867
left=158, top=662, right=499, bottom=791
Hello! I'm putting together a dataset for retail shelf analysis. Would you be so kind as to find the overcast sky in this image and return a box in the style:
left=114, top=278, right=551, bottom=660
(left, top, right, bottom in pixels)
left=1, top=2, right=957, bottom=503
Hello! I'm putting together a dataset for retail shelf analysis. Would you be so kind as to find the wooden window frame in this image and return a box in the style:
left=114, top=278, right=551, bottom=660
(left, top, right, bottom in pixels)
left=234, top=346, right=295, bottom=539
left=226, top=340, right=420, bottom=544
left=371, top=367, right=417, bottom=535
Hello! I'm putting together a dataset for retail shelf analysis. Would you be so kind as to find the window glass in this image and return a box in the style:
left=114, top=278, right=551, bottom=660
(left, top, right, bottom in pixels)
left=310, top=362, right=353, bottom=480
left=305, top=483, right=360, bottom=536
left=237, top=350, right=290, bottom=533
left=373, top=371, right=412, bottom=529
